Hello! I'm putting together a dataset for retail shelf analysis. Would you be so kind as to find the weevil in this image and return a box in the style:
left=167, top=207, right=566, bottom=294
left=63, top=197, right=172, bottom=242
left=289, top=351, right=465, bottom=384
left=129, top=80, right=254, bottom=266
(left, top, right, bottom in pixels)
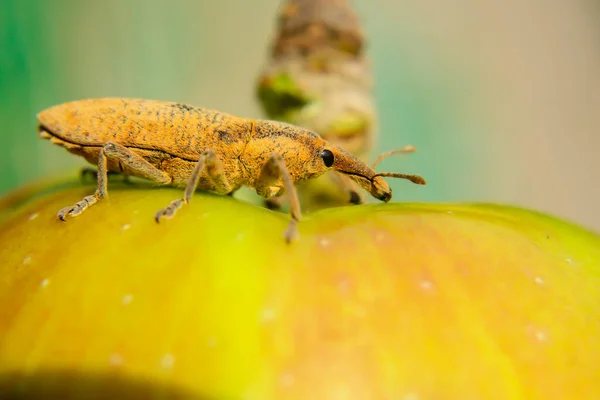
left=37, top=98, right=426, bottom=243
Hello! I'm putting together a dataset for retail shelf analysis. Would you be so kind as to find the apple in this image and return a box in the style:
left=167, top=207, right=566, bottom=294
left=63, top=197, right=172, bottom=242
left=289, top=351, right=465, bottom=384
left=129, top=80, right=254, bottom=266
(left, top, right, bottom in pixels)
left=0, top=179, right=599, bottom=399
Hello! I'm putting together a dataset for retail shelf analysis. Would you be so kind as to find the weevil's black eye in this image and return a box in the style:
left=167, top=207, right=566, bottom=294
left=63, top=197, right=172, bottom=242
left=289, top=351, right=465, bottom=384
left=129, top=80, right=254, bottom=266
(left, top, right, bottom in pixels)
left=321, top=149, right=334, bottom=167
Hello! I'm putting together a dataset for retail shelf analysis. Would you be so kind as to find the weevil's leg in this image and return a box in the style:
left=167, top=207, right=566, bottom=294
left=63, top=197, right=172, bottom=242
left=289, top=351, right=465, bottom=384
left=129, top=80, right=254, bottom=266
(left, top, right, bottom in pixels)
left=58, top=142, right=170, bottom=221
left=58, top=148, right=109, bottom=220
left=155, top=150, right=234, bottom=222
left=99, top=141, right=171, bottom=188
left=155, top=155, right=206, bottom=222
left=265, top=172, right=362, bottom=210
left=57, top=195, right=100, bottom=220
left=256, top=153, right=301, bottom=243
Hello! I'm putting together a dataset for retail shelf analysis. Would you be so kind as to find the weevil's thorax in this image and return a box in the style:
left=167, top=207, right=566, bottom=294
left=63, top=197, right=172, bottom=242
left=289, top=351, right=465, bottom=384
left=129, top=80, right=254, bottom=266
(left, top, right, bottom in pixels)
left=243, top=120, right=330, bottom=184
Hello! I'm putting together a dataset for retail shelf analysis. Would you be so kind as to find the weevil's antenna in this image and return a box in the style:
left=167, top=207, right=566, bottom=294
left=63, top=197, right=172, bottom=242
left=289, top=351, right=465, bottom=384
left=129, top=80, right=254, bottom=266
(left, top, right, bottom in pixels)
left=371, top=145, right=417, bottom=169
left=371, top=145, right=425, bottom=185
left=374, top=172, right=426, bottom=185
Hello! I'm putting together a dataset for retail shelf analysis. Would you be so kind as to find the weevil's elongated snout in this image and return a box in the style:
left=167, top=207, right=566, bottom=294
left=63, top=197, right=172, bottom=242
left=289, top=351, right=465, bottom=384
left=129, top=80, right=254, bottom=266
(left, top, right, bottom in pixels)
left=328, top=145, right=425, bottom=202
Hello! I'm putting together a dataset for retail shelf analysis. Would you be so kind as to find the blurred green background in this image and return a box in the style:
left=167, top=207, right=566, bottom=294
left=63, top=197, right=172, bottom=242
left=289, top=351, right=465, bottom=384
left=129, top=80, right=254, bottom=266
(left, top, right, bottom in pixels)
left=1, top=0, right=599, bottom=231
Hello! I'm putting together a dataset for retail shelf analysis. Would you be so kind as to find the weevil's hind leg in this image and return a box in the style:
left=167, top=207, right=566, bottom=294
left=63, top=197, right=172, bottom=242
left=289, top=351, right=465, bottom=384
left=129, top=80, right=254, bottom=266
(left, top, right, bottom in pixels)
left=155, top=149, right=232, bottom=222
left=58, top=142, right=171, bottom=221
left=256, top=153, right=301, bottom=243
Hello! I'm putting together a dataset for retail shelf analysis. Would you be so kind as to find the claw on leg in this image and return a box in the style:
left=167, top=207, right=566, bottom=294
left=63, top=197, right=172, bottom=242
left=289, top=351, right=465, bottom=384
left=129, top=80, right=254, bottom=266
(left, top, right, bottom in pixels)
left=155, top=149, right=233, bottom=223
left=57, top=195, right=98, bottom=221
left=154, top=199, right=184, bottom=222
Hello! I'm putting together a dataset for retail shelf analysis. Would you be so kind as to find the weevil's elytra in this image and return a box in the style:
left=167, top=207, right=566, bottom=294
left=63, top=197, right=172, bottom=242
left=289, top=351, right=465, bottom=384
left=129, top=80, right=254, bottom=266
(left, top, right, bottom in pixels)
left=38, top=98, right=426, bottom=243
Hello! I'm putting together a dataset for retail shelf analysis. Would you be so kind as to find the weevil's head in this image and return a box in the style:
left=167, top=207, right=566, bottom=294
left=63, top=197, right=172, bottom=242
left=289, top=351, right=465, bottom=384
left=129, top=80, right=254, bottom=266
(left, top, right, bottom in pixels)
left=320, top=144, right=427, bottom=202
left=254, top=121, right=425, bottom=201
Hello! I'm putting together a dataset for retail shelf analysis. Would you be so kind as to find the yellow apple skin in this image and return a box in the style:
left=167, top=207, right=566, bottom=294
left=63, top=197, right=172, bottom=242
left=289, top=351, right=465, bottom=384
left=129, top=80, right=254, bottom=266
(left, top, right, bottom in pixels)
left=0, top=179, right=599, bottom=399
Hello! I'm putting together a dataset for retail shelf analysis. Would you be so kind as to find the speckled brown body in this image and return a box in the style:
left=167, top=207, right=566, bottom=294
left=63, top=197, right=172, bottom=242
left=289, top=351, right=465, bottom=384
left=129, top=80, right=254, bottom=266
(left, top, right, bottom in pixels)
left=37, top=97, right=425, bottom=242
left=38, top=98, right=328, bottom=195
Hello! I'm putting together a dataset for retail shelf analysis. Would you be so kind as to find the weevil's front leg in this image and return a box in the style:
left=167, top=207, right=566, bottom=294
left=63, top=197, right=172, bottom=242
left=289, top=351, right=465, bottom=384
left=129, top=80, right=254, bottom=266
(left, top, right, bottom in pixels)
left=155, top=149, right=232, bottom=222
left=58, top=142, right=171, bottom=220
left=256, top=153, right=302, bottom=243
